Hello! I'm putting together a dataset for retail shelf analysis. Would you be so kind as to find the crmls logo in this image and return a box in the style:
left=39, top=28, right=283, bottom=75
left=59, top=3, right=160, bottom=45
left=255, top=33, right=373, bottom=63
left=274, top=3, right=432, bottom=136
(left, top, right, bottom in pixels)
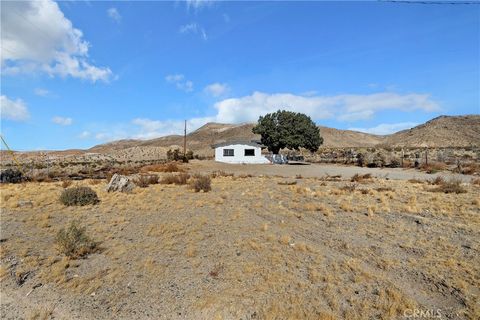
left=403, top=309, right=443, bottom=318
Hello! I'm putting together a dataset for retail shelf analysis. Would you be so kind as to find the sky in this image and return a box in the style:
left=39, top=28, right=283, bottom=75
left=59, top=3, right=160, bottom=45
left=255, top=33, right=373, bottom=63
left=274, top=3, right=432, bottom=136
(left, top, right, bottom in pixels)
left=1, top=0, right=479, bottom=151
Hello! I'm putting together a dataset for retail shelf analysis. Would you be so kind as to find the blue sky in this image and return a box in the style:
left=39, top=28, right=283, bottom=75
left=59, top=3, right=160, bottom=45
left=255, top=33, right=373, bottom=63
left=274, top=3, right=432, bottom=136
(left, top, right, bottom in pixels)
left=1, top=0, right=479, bottom=150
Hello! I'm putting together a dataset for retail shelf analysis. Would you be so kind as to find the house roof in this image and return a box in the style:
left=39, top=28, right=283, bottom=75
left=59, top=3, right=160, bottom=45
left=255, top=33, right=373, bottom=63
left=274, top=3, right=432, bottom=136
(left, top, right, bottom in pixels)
left=211, top=140, right=265, bottom=149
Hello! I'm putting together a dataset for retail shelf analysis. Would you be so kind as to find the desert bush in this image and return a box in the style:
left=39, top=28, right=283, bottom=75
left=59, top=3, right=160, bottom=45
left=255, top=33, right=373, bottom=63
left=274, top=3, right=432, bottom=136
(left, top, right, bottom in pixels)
left=420, top=162, right=447, bottom=174
left=61, top=179, right=72, bottom=188
left=190, top=174, right=211, bottom=192
left=164, top=162, right=181, bottom=172
left=351, top=173, right=372, bottom=182
left=60, top=187, right=99, bottom=206
left=135, top=174, right=159, bottom=188
left=472, top=178, right=480, bottom=186
left=429, top=176, right=445, bottom=185
left=461, top=162, right=480, bottom=175
left=56, top=220, right=97, bottom=258
left=160, top=173, right=190, bottom=185
left=0, top=169, right=24, bottom=183
left=429, top=178, right=466, bottom=194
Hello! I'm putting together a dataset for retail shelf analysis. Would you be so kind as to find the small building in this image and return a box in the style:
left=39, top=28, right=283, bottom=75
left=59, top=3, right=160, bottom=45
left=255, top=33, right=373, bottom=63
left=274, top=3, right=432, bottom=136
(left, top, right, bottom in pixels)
left=212, top=141, right=270, bottom=164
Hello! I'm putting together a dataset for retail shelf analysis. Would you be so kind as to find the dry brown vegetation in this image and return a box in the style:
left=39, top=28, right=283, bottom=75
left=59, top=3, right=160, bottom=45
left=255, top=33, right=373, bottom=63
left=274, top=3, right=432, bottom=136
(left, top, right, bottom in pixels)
left=1, top=171, right=479, bottom=319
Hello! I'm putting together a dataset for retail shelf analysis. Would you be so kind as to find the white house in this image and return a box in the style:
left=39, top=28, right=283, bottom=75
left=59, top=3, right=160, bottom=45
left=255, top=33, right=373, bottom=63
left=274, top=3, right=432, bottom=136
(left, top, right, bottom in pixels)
left=212, top=141, right=270, bottom=164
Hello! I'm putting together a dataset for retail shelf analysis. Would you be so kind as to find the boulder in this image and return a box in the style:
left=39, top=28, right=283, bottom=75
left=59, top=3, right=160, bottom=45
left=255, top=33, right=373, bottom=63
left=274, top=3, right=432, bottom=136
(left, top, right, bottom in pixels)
left=105, top=174, right=135, bottom=193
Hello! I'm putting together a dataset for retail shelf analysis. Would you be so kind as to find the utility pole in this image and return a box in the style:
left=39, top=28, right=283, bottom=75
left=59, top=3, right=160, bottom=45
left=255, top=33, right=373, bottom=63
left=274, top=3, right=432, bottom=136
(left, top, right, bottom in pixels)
left=183, top=120, right=187, bottom=162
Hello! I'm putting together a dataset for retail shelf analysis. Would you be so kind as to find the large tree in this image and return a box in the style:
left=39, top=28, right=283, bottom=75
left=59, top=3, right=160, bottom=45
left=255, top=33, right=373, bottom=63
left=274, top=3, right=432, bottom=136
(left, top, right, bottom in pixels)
left=252, top=110, right=323, bottom=154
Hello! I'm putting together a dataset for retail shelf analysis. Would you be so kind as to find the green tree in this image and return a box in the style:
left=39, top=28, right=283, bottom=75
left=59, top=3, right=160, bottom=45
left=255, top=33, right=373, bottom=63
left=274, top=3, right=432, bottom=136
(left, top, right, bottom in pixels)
left=252, top=110, right=323, bottom=154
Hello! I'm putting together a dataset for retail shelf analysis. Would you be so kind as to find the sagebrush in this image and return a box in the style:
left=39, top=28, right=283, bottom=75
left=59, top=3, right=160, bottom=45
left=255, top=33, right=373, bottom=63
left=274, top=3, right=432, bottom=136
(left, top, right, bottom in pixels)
left=56, top=220, right=97, bottom=258
left=60, top=186, right=99, bottom=206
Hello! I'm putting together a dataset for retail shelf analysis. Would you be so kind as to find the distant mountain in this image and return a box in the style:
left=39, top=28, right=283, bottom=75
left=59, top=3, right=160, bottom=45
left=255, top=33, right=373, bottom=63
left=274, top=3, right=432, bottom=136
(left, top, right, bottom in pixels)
left=91, top=115, right=480, bottom=156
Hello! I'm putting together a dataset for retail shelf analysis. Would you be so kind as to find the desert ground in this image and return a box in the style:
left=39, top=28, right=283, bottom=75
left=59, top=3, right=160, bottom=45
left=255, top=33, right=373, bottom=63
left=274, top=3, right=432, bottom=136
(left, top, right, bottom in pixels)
left=1, top=161, right=479, bottom=319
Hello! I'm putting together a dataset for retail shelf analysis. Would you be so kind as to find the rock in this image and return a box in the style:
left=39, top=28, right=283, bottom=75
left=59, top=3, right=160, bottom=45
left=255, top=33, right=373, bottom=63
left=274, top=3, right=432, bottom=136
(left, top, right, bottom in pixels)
left=105, top=174, right=135, bottom=193
left=17, top=200, right=33, bottom=208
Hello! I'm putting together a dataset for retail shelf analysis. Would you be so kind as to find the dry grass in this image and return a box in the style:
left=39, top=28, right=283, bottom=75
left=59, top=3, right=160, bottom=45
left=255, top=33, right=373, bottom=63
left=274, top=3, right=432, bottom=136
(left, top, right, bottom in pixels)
left=141, top=162, right=184, bottom=173
left=189, top=174, right=211, bottom=192
left=160, top=173, right=190, bottom=185
left=429, top=178, right=467, bottom=194
left=134, top=174, right=159, bottom=188
left=351, top=173, right=372, bottom=182
left=420, top=161, right=448, bottom=174
left=56, top=220, right=97, bottom=258
left=1, top=171, right=478, bottom=319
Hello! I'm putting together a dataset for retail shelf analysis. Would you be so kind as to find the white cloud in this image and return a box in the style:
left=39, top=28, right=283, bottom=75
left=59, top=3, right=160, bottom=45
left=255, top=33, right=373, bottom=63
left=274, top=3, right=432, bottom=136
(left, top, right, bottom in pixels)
left=349, top=122, right=419, bottom=135
left=204, top=83, right=230, bottom=97
left=1, top=0, right=112, bottom=82
left=165, top=74, right=194, bottom=92
left=211, top=91, right=440, bottom=124
left=78, top=131, right=91, bottom=139
left=34, top=88, right=49, bottom=97
left=179, top=23, right=207, bottom=40
left=107, top=7, right=121, bottom=23
left=87, top=90, right=439, bottom=143
left=132, top=117, right=214, bottom=139
left=52, top=116, right=72, bottom=126
left=0, top=95, right=30, bottom=121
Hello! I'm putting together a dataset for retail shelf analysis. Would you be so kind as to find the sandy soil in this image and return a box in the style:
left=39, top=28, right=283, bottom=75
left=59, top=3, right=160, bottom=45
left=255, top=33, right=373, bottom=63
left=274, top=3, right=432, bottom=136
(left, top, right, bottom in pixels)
left=1, top=163, right=479, bottom=319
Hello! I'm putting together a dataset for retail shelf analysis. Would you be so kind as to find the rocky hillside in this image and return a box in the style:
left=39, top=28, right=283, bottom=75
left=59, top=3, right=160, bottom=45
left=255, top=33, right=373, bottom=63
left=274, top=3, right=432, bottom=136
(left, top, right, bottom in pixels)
left=90, top=115, right=479, bottom=157
left=383, top=115, right=480, bottom=148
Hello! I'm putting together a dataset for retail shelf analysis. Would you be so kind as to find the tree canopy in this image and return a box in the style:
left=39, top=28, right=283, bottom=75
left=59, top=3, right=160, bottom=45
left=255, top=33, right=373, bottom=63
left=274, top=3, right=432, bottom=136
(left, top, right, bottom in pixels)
left=252, top=110, right=323, bottom=154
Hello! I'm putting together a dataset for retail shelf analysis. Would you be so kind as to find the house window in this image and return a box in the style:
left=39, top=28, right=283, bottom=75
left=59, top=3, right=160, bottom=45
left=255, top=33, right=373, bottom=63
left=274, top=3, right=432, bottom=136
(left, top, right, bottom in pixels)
left=244, top=149, right=255, bottom=156
left=223, top=149, right=234, bottom=157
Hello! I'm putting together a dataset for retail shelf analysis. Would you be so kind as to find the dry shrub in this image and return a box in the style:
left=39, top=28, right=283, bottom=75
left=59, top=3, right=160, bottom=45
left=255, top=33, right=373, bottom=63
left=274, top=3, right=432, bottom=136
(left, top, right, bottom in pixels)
left=429, top=176, right=445, bottom=185
left=429, top=178, right=466, bottom=194
left=295, top=174, right=303, bottom=179
left=141, top=162, right=183, bottom=173
left=61, top=179, right=72, bottom=188
left=375, top=187, right=394, bottom=192
left=160, top=173, right=190, bottom=185
left=56, top=220, right=97, bottom=258
left=340, top=183, right=357, bottom=192
left=60, top=187, right=99, bottom=206
left=190, top=174, right=211, bottom=192
left=351, top=173, right=372, bottom=182
left=461, top=162, right=480, bottom=175
left=0, top=169, right=24, bottom=183
left=210, top=170, right=234, bottom=178
left=420, top=162, right=447, bottom=174
left=238, top=174, right=253, bottom=178
left=472, top=178, right=480, bottom=186
left=31, top=172, right=53, bottom=183
left=135, top=174, right=159, bottom=188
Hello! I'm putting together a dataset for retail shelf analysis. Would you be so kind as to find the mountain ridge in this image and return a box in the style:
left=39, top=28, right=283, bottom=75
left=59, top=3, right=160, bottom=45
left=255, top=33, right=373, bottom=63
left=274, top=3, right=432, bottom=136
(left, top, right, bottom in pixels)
left=90, top=115, right=479, bottom=156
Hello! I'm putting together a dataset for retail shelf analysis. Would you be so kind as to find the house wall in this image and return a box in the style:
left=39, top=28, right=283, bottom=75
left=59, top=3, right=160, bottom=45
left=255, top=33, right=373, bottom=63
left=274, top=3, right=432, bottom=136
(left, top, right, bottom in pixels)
left=214, top=144, right=270, bottom=164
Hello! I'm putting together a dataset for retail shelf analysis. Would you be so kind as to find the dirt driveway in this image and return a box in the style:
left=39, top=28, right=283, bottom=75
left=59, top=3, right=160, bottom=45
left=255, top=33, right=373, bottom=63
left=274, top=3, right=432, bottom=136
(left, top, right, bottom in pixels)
left=188, top=160, right=476, bottom=182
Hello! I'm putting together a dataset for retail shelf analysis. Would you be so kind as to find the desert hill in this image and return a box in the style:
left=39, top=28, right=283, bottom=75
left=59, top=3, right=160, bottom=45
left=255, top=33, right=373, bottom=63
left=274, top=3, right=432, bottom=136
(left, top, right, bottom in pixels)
left=91, top=115, right=479, bottom=157
left=382, top=115, right=480, bottom=148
